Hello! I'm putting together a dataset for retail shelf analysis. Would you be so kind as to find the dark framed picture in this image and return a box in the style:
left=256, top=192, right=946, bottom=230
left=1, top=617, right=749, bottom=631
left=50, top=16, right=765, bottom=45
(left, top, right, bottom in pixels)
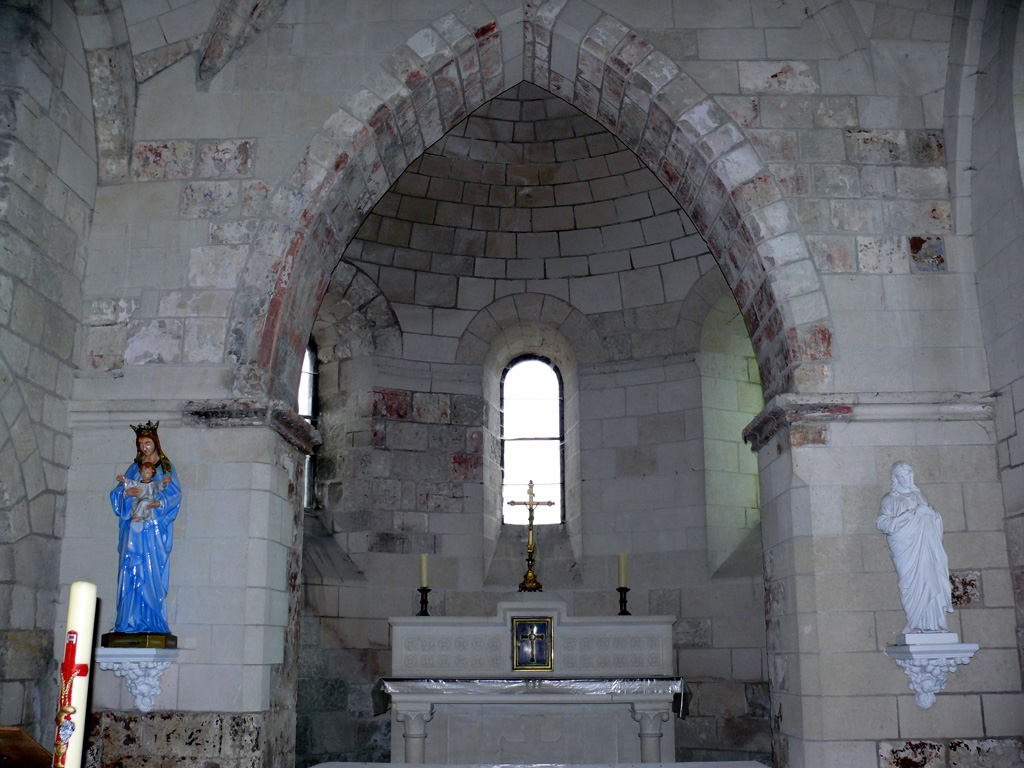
left=511, top=616, right=553, bottom=671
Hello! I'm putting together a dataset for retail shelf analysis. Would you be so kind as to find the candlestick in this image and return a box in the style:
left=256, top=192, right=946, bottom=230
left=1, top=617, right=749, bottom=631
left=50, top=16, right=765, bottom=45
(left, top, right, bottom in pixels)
left=417, top=587, right=431, bottom=616
left=618, top=553, right=627, bottom=588
left=419, top=554, right=429, bottom=588
left=54, top=581, right=97, bottom=768
left=617, top=586, right=630, bottom=616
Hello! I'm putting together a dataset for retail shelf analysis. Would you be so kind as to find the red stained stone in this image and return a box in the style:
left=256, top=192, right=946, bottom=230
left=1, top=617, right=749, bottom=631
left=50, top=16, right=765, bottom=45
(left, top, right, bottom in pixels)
left=474, top=21, right=497, bottom=39
left=950, top=570, right=981, bottom=607
left=790, top=424, right=827, bottom=446
left=657, top=158, right=681, bottom=192
left=479, top=35, right=503, bottom=80
left=786, top=324, right=833, bottom=363
left=573, top=77, right=600, bottom=117
left=706, top=216, right=731, bottom=258
left=734, top=274, right=755, bottom=310
left=731, top=173, right=781, bottom=218
left=676, top=171, right=697, bottom=211
left=451, top=453, right=483, bottom=482
left=602, top=68, right=626, bottom=104
left=458, top=48, right=481, bottom=79
left=596, top=96, right=620, bottom=130
left=750, top=280, right=775, bottom=324
left=371, top=421, right=387, bottom=448
left=373, top=389, right=410, bottom=419
left=761, top=308, right=784, bottom=342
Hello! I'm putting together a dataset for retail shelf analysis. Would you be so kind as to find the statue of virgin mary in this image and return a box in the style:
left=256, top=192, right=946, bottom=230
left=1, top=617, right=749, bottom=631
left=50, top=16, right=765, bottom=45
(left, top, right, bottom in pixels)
left=877, top=462, right=953, bottom=634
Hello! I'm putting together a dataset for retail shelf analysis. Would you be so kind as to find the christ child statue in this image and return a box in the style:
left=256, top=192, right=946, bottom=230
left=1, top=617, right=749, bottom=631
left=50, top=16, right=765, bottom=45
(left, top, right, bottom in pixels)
left=117, top=462, right=168, bottom=531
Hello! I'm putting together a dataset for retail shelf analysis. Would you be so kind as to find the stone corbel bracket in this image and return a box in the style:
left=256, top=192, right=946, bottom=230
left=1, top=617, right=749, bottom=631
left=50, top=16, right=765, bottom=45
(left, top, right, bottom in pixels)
left=743, top=391, right=995, bottom=451
left=884, top=638, right=978, bottom=709
left=183, top=398, right=322, bottom=455
left=96, top=648, right=179, bottom=712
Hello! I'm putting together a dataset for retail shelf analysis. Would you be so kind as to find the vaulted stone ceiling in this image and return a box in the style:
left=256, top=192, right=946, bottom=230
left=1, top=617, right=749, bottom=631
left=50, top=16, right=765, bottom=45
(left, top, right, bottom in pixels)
left=313, top=81, right=719, bottom=368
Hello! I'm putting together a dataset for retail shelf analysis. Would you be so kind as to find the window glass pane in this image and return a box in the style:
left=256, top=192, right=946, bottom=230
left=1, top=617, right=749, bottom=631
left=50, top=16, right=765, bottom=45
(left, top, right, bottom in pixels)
left=503, top=360, right=559, bottom=439
left=503, top=440, right=561, bottom=486
left=503, top=397, right=560, bottom=438
left=298, top=348, right=314, bottom=418
left=502, top=358, right=563, bottom=525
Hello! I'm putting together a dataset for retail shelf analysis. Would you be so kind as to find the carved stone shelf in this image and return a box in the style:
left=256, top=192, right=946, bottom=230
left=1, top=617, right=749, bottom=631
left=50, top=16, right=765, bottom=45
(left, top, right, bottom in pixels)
left=96, top=648, right=179, bottom=712
left=884, top=633, right=978, bottom=709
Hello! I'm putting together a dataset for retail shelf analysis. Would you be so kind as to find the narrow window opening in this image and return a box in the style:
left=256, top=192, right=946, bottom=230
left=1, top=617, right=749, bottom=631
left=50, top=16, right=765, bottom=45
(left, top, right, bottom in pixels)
left=501, top=356, right=563, bottom=525
left=298, top=343, right=319, bottom=509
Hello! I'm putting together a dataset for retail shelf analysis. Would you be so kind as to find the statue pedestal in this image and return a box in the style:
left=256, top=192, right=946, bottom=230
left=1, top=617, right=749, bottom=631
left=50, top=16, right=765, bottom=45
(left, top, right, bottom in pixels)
left=96, top=647, right=179, bottom=712
left=884, top=633, right=978, bottom=709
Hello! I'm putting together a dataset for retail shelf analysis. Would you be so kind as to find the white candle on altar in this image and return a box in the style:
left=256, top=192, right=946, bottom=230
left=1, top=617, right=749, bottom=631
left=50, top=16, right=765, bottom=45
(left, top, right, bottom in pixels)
left=618, top=553, right=627, bottom=588
left=55, top=581, right=97, bottom=768
left=419, top=554, right=429, bottom=588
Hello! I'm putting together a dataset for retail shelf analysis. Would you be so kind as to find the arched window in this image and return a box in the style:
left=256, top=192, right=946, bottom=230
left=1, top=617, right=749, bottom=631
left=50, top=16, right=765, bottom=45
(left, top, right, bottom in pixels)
left=501, top=356, right=563, bottom=525
left=298, top=343, right=318, bottom=509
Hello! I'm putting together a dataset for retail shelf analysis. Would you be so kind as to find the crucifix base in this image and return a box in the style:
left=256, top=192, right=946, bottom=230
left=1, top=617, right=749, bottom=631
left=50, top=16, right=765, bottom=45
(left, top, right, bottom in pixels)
left=518, top=567, right=542, bottom=592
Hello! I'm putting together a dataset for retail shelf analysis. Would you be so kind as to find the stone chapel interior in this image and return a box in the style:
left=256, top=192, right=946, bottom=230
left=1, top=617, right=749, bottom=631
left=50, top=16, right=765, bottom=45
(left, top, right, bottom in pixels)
left=2, top=0, right=1024, bottom=767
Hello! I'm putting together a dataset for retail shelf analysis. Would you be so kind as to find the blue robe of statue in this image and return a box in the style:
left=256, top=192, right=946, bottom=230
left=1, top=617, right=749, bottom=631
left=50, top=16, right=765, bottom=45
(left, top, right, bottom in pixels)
left=110, top=461, right=180, bottom=633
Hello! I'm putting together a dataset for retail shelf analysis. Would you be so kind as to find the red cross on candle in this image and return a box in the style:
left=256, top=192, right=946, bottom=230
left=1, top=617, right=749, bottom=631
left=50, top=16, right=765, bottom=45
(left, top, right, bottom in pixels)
left=52, top=631, right=89, bottom=768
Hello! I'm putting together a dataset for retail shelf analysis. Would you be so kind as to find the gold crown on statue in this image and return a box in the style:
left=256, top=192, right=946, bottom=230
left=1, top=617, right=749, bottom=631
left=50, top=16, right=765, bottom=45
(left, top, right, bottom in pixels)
left=131, top=420, right=160, bottom=436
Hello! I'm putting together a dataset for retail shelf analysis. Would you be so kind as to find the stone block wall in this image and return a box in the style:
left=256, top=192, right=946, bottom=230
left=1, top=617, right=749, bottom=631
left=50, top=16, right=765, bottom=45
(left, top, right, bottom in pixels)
left=61, top=416, right=304, bottom=766
left=83, top=710, right=265, bottom=768
left=0, top=0, right=94, bottom=741
left=16, top=1, right=1021, bottom=766
left=966, top=0, right=1024, bottom=690
left=753, top=404, right=1024, bottom=767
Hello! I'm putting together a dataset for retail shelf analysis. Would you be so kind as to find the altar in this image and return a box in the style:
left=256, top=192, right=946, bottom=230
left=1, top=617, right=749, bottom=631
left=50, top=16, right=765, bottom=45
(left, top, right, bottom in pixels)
left=383, top=595, right=681, bottom=764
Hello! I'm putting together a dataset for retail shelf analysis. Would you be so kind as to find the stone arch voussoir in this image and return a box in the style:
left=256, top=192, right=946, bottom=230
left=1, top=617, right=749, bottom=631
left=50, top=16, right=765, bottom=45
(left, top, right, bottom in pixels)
left=229, top=0, right=835, bottom=405
left=526, top=1, right=835, bottom=398
left=228, top=1, right=511, bottom=402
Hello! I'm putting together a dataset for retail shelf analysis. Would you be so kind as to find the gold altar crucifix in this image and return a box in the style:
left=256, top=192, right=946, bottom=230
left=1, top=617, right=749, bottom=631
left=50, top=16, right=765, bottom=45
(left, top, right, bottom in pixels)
left=507, top=480, right=554, bottom=592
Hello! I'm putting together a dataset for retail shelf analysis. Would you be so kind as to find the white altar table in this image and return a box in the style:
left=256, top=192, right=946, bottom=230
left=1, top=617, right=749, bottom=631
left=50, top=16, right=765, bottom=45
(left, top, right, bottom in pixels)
left=384, top=595, right=681, bottom=765
left=382, top=677, right=682, bottom=764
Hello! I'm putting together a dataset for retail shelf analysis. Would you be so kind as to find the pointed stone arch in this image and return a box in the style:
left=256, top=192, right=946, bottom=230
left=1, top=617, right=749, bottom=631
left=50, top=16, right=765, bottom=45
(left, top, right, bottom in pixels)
left=226, top=0, right=835, bottom=408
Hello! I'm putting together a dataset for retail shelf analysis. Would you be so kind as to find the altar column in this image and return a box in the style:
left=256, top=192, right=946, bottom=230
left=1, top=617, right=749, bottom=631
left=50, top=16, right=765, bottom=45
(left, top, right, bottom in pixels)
left=394, top=704, right=435, bottom=763
left=630, top=703, right=671, bottom=762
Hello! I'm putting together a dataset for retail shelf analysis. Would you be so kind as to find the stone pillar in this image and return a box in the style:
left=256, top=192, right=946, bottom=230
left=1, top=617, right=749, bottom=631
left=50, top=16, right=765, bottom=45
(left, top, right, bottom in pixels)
left=630, top=703, right=670, bottom=762
left=0, top=0, right=95, bottom=741
left=60, top=400, right=315, bottom=767
left=745, top=393, right=1023, bottom=768
left=395, top=704, right=435, bottom=763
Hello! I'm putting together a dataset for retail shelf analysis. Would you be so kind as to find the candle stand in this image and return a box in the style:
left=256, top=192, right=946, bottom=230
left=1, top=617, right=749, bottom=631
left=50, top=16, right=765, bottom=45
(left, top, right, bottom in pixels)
left=617, top=586, right=630, bottom=616
left=417, top=587, right=431, bottom=616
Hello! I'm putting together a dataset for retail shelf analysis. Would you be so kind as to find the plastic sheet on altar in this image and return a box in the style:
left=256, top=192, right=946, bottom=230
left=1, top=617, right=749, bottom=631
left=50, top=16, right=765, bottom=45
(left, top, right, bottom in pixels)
left=374, top=677, right=685, bottom=716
